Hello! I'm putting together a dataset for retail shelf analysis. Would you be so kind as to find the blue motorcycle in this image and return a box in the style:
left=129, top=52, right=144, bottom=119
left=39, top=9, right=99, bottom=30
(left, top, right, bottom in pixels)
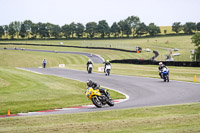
left=161, top=68, right=169, bottom=82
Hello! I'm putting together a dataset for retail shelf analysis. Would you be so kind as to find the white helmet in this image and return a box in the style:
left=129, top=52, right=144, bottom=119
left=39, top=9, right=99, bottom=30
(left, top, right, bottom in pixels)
left=159, top=62, right=163, bottom=66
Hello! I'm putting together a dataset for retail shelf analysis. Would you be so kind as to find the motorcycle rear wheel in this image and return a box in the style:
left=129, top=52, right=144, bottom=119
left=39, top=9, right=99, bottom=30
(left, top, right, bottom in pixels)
left=106, top=98, right=114, bottom=106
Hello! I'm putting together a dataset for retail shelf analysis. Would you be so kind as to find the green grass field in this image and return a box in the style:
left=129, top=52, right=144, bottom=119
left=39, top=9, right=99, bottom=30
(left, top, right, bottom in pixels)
left=0, top=35, right=196, bottom=61
left=0, top=103, right=200, bottom=133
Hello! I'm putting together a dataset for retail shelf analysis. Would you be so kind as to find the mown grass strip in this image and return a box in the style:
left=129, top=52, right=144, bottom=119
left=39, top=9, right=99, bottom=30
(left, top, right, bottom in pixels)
left=0, top=103, right=199, bottom=133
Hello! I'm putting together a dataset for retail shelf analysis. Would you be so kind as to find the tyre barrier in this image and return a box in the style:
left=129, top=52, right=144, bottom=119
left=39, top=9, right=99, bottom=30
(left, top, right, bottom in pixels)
left=110, top=59, right=200, bottom=67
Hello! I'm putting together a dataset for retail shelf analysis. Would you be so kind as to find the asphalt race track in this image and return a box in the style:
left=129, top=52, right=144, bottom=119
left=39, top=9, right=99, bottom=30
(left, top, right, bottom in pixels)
left=0, top=48, right=104, bottom=63
left=16, top=67, right=200, bottom=117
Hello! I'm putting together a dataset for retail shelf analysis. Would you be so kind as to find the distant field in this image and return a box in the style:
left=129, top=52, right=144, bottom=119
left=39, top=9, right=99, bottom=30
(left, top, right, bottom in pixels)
left=0, top=45, right=154, bottom=61
left=0, top=35, right=195, bottom=61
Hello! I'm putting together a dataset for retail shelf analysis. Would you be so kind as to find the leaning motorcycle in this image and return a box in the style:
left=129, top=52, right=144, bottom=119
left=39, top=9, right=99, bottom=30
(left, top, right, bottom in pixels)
left=161, top=68, right=169, bottom=82
left=85, top=87, right=114, bottom=108
left=87, top=64, right=93, bottom=74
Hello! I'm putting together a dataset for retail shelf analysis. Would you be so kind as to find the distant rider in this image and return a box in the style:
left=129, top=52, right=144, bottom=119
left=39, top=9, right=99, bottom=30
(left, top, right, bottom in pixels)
left=104, top=60, right=111, bottom=72
left=42, top=59, right=47, bottom=68
left=86, top=59, right=93, bottom=71
left=86, top=79, right=109, bottom=97
left=158, top=62, right=169, bottom=78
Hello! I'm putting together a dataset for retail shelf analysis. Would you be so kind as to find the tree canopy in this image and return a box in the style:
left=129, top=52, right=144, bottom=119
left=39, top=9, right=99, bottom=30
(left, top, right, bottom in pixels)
left=0, top=15, right=198, bottom=39
left=191, top=33, right=200, bottom=61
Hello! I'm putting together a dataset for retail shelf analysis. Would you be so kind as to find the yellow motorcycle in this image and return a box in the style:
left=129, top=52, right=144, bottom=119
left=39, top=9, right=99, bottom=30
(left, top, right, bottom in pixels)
left=85, top=87, right=114, bottom=108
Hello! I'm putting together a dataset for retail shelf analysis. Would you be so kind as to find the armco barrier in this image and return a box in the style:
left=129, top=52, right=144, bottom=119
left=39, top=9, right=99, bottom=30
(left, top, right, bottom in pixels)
left=110, top=59, right=200, bottom=67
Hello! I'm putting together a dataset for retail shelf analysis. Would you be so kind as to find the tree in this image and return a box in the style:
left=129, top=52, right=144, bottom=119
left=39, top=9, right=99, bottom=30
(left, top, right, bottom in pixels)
left=69, top=22, right=76, bottom=38
left=197, top=22, right=200, bottom=31
left=183, top=22, right=196, bottom=34
left=24, top=20, right=33, bottom=38
left=86, top=22, right=97, bottom=38
left=37, top=23, right=49, bottom=38
left=135, top=22, right=147, bottom=37
left=118, top=20, right=125, bottom=37
left=3, top=25, right=9, bottom=39
left=75, top=23, right=85, bottom=38
left=123, top=20, right=132, bottom=37
left=50, top=25, right=62, bottom=38
left=164, top=30, right=167, bottom=35
left=62, top=24, right=71, bottom=38
left=191, top=33, right=200, bottom=61
left=0, top=26, right=4, bottom=39
left=172, top=22, right=182, bottom=34
left=110, top=22, right=120, bottom=38
left=8, top=22, right=16, bottom=39
left=118, top=19, right=132, bottom=38
left=19, top=23, right=26, bottom=38
left=13, top=21, right=21, bottom=38
left=97, top=20, right=110, bottom=38
left=31, top=23, right=39, bottom=39
left=126, top=16, right=140, bottom=37
left=147, top=23, right=161, bottom=36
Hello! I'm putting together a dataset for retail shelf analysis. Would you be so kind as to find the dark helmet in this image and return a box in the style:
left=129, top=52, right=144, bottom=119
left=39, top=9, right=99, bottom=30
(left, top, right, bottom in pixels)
left=87, top=79, right=93, bottom=87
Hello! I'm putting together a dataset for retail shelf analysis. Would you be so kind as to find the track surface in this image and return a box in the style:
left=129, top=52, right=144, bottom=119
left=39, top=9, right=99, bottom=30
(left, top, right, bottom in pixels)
left=0, top=48, right=104, bottom=63
left=16, top=67, right=200, bottom=116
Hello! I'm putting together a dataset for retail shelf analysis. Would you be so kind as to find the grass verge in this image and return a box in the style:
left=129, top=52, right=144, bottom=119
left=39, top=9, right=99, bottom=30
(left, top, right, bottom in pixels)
left=66, top=63, right=200, bottom=83
left=0, top=103, right=200, bottom=133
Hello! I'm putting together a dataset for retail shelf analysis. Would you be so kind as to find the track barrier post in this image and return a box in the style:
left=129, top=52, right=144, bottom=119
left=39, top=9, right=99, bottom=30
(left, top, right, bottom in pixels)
left=7, top=110, right=10, bottom=116
left=194, top=75, right=197, bottom=82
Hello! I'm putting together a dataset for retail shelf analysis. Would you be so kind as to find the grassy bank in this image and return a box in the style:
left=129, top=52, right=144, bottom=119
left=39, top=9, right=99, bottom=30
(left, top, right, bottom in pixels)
left=0, top=45, right=154, bottom=61
left=0, top=67, right=125, bottom=115
left=0, top=103, right=200, bottom=133
left=0, top=35, right=195, bottom=61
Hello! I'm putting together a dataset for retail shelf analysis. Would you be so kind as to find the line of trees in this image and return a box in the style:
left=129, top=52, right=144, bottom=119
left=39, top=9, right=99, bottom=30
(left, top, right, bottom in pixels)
left=0, top=15, right=199, bottom=39
left=191, top=33, right=200, bottom=61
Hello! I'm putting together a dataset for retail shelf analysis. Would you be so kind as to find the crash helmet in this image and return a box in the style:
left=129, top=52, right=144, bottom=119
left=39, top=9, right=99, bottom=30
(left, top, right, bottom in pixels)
left=159, top=62, right=163, bottom=67
left=106, top=60, right=109, bottom=63
left=87, top=79, right=93, bottom=87
left=88, top=59, right=92, bottom=63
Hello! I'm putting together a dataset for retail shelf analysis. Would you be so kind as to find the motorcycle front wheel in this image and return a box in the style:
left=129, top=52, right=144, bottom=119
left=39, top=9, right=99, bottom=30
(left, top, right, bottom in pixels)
left=91, top=96, right=102, bottom=108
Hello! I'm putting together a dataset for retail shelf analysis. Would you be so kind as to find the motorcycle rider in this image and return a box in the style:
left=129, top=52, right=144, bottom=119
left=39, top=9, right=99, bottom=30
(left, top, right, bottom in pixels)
left=104, top=60, right=111, bottom=72
left=86, top=79, right=109, bottom=98
left=42, top=58, right=47, bottom=68
left=158, top=62, right=169, bottom=78
left=86, top=59, right=93, bottom=71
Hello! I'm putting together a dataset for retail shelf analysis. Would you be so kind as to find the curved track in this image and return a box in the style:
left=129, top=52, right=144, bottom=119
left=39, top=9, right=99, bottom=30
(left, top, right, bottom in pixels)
left=1, top=48, right=200, bottom=117
left=0, top=48, right=104, bottom=63
left=17, top=68, right=200, bottom=116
